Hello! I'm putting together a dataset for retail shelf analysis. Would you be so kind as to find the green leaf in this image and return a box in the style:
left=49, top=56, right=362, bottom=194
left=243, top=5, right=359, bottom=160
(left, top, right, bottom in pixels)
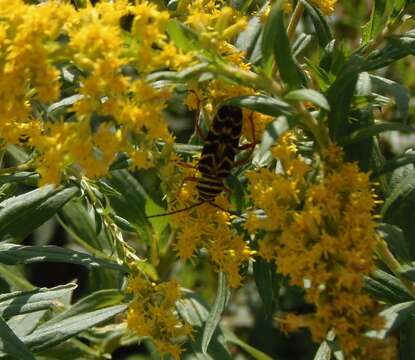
left=398, top=263, right=415, bottom=283
left=378, top=223, right=411, bottom=262
left=367, top=301, right=415, bottom=338
left=292, top=33, right=312, bottom=58
left=0, top=172, right=38, bottom=186
left=236, top=14, right=263, bottom=60
left=47, top=95, right=83, bottom=119
left=262, top=0, right=302, bottom=87
left=180, top=293, right=271, bottom=360
left=226, top=174, right=246, bottom=213
left=59, top=199, right=112, bottom=252
left=0, top=186, right=78, bottom=241
left=364, top=30, right=415, bottom=71
left=202, top=272, right=230, bottom=354
left=0, top=316, right=35, bottom=360
left=338, top=122, right=415, bottom=146
left=313, top=341, right=331, bottom=360
left=258, top=117, right=295, bottom=158
left=370, top=75, right=409, bottom=122
left=0, top=243, right=127, bottom=272
left=22, top=304, right=127, bottom=352
left=391, top=0, right=408, bottom=22
left=373, top=153, right=415, bottom=177
left=382, top=174, right=415, bottom=217
left=313, top=331, right=337, bottom=360
left=302, top=0, right=333, bottom=48
left=222, top=328, right=273, bottom=360
left=0, top=284, right=77, bottom=320
left=177, top=63, right=211, bottom=81
left=105, top=170, right=151, bottom=240
left=382, top=171, right=415, bottom=257
left=108, top=152, right=131, bottom=171
left=8, top=310, right=47, bottom=338
left=166, top=19, right=203, bottom=53
left=46, top=289, right=125, bottom=326
left=285, top=89, right=330, bottom=111
left=223, top=95, right=293, bottom=117
left=253, top=258, right=280, bottom=317
left=327, top=55, right=365, bottom=140
left=362, top=0, right=391, bottom=43
left=176, top=293, right=209, bottom=328
left=176, top=293, right=231, bottom=359
left=364, top=270, right=412, bottom=304
left=0, top=264, right=33, bottom=291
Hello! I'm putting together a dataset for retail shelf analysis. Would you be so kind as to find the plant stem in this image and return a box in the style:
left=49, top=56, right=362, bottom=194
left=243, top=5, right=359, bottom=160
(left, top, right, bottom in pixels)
left=296, top=103, right=330, bottom=149
left=0, top=163, right=34, bottom=175
left=363, top=17, right=402, bottom=56
left=287, top=1, right=305, bottom=40
left=213, top=62, right=282, bottom=96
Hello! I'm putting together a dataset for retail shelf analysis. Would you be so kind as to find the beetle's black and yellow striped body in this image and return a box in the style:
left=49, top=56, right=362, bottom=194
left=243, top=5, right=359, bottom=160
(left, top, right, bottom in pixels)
left=196, top=105, right=243, bottom=201
left=147, top=105, right=247, bottom=218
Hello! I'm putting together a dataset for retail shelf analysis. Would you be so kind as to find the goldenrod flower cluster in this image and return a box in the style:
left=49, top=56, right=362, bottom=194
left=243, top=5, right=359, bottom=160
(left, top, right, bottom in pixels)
left=127, top=274, right=192, bottom=360
left=246, top=134, right=396, bottom=359
left=310, top=0, right=338, bottom=14
left=281, top=0, right=337, bottom=15
left=171, top=178, right=251, bottom=288
left=185, top=0, right=247, bottom=46
left=0, top=0, right=191, bottom=185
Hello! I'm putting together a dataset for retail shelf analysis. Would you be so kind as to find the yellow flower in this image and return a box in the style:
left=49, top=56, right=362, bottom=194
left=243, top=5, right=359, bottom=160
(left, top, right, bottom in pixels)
left=246, top=133, right=396, bottom=358
left=127, top=274, right=192, bottom=360
left=310, top=0, right=338, bottom=15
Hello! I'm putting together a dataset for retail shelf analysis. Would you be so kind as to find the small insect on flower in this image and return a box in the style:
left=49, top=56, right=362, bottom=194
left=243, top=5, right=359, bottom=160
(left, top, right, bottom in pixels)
left=148, top=104, right=255, bottom=218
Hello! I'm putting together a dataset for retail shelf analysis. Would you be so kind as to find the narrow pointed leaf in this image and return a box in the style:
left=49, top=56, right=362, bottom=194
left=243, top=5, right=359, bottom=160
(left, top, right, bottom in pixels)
left=0, top=283, right=77, bottom=319
left=373, top=154, right=415, bottom=177
left=327, top=55, right=365, bottom=140
left=46, top=289, right=124, bottom=326
left=167, top=19, right=203, bottom=53
left=370, top=75, right=409, bottom=122
left=313, top=341, right=331, bottom=360
left=8, top=311, right=47, bottom=338
left=262, top=0, right=301, bottom=87
left=0, top=243, right=127, bottom=272
left=201, top=272, right=230, bottom=354
left=302, top=0, right=333, bottom=48
left=176, top=293, right=231, bottom=359
left=0, top=316, right=35, bottom=360
left=364, top=270, right=412, bottom=304
left=59, top=199, right=113, bottom=253
left=338, top=122, right=415, bottom=146
left=253, top=258, right=280, bottom=317
left=259, top=117, right=294, bottom=157
left=105, top=170, right=151, bottom=240
left=223, top=95, right=293, bottom=117
left=0, top=186, right=78, bottom=240
left=364, top=30, right=415, bottom=71
left=362, top=0, right=390, bottom=43
left=285, top=89, right=330, bottom=111
left=23, top=304, right=127, bottom=351
left=367, top=301, right=415, bottom=338
left=222, top=328, right=273, bottom=360
left=236, top=14, right=263, bottom=59
left=377, top=223, right=411, bottom=262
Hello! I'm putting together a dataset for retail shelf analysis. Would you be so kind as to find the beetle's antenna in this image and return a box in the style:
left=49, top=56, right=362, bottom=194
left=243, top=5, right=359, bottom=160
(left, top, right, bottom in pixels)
left=146, top=201, right=245, bottom=219
left=146, top=201, right=205, bottom=218
left=208, top=201, right=244, bottom=218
